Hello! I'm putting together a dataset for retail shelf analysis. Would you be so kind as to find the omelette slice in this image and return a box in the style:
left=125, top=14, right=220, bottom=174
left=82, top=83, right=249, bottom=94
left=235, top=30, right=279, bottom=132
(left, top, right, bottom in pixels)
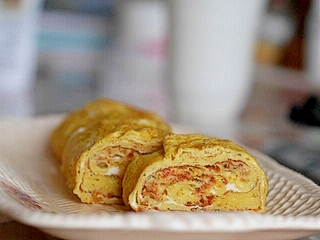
left=50, top=98, right=167, bottom=161
left=61, top=117, right=171, bottom=205
left=122, top=134, right=268, bottom=212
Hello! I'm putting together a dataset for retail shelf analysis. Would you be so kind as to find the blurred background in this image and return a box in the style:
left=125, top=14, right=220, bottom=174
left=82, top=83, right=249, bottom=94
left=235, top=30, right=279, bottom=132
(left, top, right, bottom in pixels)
left=0, top=1, right=320, bottom=238
left=0, top=0, right=317, bottom=116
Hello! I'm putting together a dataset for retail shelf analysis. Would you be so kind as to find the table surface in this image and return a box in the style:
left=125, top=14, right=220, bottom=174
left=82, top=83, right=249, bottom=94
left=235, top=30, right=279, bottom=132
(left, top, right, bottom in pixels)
left=1, top=65, right=320, bottom=240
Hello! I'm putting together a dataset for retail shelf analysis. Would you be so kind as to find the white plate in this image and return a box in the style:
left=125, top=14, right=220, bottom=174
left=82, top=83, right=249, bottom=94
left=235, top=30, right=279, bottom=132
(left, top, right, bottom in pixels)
left=0, top=115, right=320, bottom=240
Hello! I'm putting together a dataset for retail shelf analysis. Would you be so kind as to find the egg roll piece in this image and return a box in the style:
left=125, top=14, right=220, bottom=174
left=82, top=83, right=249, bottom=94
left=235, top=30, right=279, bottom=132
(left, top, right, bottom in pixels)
left=123, top=134, right=268, bottom=212
left=61, top=118, right=171, bottom=205
left=50, top=98, right=167, bottom=161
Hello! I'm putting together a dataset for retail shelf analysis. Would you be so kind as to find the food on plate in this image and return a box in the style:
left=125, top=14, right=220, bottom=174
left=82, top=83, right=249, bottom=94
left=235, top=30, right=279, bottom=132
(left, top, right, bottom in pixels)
left=50, top=98, right=169, bottom=161
left=51, top=98, right=171, bottom=204
left=122, top=133, right=268, bottom=212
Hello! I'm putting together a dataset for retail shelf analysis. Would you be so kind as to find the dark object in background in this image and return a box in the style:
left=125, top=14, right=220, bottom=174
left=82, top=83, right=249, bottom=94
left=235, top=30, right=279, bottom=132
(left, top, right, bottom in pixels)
left=289, top=94, right=320, bottom=127
left=265, top=141, right=320, bottom=186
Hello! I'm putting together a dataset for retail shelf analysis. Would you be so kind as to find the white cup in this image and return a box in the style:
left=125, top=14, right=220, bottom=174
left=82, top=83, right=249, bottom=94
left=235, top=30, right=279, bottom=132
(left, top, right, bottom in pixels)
left=0, top=0, right=42, bottom=115
left=167, top=0, right=267, bottom=129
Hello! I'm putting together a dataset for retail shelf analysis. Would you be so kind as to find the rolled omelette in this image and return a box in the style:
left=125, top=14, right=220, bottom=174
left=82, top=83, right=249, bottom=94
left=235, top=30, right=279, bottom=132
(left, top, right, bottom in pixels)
left=122, top=134, right=268, bottom=212
left=50, top=98, right=169, bottom=161
left=61, top=117, right=171, bottom=204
